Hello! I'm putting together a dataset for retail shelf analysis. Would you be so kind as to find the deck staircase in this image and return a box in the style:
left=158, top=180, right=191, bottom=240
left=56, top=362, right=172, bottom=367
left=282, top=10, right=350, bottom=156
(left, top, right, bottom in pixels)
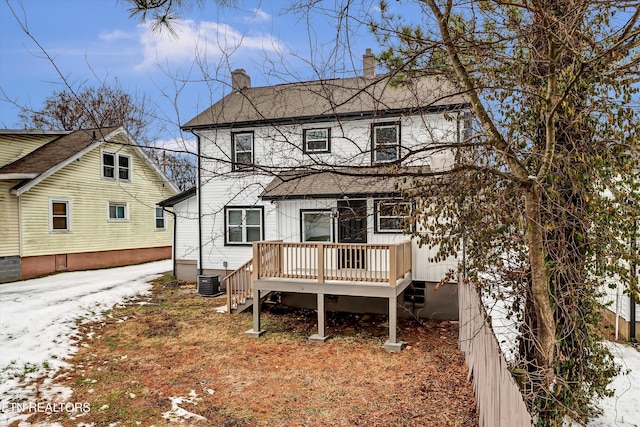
left=222, top=258, right=255, bottom=314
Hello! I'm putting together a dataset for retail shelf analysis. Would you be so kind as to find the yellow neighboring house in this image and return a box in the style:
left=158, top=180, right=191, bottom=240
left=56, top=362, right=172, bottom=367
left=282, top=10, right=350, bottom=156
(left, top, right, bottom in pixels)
left=0, top=126, right=179, bottom=282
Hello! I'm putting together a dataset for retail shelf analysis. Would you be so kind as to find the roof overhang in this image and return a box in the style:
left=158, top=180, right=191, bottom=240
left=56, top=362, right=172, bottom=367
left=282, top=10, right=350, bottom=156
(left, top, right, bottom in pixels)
left=182, top=103, right=471, bottom=132
left=260, top=166, right=430, bottom=201
left=158, top=187, right=196, bottom=207
left=0, top=173, right=38, bottom=180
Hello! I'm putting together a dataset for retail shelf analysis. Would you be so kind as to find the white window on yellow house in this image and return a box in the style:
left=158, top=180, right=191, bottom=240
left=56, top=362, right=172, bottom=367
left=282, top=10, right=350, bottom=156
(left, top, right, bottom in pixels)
left=50, top=199, right=71, bottom=232
left=108, top=202, right=128, bottom=221
left=102, top=151, right=132, bottom=181
left=155, top=206, right=166, bottom=230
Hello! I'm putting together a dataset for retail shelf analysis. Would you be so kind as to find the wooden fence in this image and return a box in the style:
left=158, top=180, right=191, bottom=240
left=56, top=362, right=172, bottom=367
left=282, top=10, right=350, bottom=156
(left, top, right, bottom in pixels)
left=458, top=280, right=534, bottom=427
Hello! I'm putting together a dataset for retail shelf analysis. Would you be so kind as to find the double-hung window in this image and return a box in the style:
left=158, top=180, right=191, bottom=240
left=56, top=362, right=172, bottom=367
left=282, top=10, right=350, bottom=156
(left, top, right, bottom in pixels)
left=375, top=200, right=411, bottom=233
left=102, top=151, right=131, bottom=181
left=155, top=206, right=166, bottom=230
left=301, top=210, right=332, bottom=242
left=232, top=132, right=254, bottom=170
left=108, top=202, right=128, bottom=221
left=225, top=206, right=263, bottom=245
left=372, top=122, right=400, bottom=164
left=50, top=199, right=71, bottom=232
left=303, top=128, right=330, bottom=153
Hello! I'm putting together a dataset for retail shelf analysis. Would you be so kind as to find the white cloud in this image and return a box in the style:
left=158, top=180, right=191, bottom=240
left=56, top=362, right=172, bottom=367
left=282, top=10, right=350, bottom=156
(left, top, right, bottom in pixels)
left=99, top=29, right=136, bottom=42
left=247, top=8, right=271, bottom=22
left=154, top=137, right=197, bottom=154
left=134, top=19, right=283, bottom=71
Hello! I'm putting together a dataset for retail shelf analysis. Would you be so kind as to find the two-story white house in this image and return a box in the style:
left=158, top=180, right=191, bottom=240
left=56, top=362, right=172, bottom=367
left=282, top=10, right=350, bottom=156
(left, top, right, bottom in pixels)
left=181, top=50, right=470, bottom=350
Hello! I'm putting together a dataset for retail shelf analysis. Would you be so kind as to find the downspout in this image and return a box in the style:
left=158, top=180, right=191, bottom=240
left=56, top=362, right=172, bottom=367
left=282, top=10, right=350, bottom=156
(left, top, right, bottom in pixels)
left=195, top=131, right=203, bottom=276
left=631, top=219, right=637, bottom=343
left=162, top=207, right=177, bottom=279
left=18, top=194, right=23, bottom=274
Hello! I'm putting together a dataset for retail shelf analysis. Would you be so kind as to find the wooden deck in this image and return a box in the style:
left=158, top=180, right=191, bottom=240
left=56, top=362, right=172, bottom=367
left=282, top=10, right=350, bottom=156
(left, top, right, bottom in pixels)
left=225, top=241, right=413, bottom=351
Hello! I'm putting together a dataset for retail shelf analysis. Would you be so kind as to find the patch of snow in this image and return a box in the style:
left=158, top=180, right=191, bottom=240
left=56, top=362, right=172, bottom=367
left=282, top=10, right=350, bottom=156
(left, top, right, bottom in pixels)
left=586, top=342, right=640, bottom=427
left=0, top=260, right=170, bottom=425
left=162, top=391, right=206, bottom=423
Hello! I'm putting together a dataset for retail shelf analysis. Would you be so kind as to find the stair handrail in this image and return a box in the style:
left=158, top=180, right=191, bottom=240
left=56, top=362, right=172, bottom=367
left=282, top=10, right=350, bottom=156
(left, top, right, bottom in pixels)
left=223, top=258, right=253, bottom=313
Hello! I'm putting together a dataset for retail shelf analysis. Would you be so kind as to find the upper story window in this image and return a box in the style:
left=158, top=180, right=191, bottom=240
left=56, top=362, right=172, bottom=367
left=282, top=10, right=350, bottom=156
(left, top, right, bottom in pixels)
left=155, top=206, right=166, bottom=230
left=232, top=132, right=254, bottom=170
left=303, top=128, right=331, bottom=154
left=102, top=151, right=131, bottom=181
left=50, top=199, right=71, bottom=232
left=372, top=122, right=400, bottom=164
left=375, top=199, right=411, bottom=233
left=225, top=206, right=263, bottom=245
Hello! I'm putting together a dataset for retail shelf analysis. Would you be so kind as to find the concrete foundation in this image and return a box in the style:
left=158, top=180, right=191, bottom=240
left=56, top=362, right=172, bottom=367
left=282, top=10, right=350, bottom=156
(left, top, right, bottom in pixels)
left=0, top=255, right=22, bottom=283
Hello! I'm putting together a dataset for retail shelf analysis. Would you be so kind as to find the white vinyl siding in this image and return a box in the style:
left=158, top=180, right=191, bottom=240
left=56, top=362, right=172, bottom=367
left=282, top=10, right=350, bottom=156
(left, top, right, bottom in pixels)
left=18, top=141, right=174, bottom=257
left=173, top=196, right=198, bottom=261
left=195, top=112, right=460, bottom=277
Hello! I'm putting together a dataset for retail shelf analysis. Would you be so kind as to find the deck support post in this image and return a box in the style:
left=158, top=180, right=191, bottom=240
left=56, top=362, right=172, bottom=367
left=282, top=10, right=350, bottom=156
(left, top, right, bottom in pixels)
left=383, top=295, right=406, bottom=352
left=309, top=293, right=329, bottom=343
left=245, top=289, right=265, bottom=338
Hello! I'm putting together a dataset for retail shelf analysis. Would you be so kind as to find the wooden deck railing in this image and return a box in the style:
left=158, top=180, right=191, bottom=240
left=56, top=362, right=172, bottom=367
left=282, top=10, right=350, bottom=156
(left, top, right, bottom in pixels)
left=224, top=258, right=252, bottom=310
left=252, top=240, right=412, bottom=287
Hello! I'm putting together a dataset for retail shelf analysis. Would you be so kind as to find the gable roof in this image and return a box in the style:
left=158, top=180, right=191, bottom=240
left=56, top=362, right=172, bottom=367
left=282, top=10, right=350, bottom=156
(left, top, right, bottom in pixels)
left=0, top=127, right=120, bottom=179
left=182, top=74, right=469, bottom=130
left=260, top=166, right=430, bottom=200
left=0, top=127, right=179, bottom=196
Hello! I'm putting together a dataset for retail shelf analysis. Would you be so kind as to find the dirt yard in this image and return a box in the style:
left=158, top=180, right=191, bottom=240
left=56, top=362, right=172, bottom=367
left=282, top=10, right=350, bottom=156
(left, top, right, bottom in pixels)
left=25, top=276, right=478, bottom=426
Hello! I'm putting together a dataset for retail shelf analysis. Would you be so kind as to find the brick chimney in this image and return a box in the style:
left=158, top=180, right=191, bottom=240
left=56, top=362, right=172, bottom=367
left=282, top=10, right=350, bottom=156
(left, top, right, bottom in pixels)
left=231, top=69, right=251, bottom=91
left=363, top=48, right=375, bottom=78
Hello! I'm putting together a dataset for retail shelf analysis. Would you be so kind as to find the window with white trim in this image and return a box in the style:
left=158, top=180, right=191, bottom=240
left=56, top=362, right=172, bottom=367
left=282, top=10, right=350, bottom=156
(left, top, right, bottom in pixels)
left=225, top=207, right=263, bottom=245
left=102, top=151, right=132, bottom=181
left=155, top=206, right=166, bottom=230
left=303, top=128, right=330, bottom=153
left=108, top=202, right=128, bottom=221
left=302, top=211, right=332, bottom=242
left=50, top=199, right=71, bottom=231
left=375, top=200, right=411, bottom=233
left=372, top=122, right=400, bottom=163
left=232, top=132, right=254, bottom=170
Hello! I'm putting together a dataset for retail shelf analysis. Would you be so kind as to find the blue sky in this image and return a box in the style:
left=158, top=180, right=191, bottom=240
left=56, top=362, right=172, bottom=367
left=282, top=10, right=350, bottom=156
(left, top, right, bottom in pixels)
left=0, top=0, right=383, bottom=150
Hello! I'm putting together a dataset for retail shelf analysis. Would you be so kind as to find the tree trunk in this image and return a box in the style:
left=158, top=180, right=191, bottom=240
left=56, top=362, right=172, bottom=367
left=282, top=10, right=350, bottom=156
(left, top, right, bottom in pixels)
left=524, top=185, right=556, bottom=387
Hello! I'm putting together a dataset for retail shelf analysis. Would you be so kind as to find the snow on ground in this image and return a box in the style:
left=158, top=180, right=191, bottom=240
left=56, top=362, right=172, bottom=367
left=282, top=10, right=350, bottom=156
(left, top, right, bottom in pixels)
left=587, top=342, right=640, bottom=427
left=0, top=260, right=170, bottom=426
left=1, top=259, right=639, bottom=426
left=486, top=299, right=640, bottom=427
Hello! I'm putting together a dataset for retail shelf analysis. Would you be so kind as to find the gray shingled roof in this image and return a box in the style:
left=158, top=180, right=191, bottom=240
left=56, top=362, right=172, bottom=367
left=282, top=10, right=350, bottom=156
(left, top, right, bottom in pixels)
left=260, top=166, right=430, bottom=200
left=0, top=127, right=120, bottom=176
left=182, top=75, right=468, bottom=129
